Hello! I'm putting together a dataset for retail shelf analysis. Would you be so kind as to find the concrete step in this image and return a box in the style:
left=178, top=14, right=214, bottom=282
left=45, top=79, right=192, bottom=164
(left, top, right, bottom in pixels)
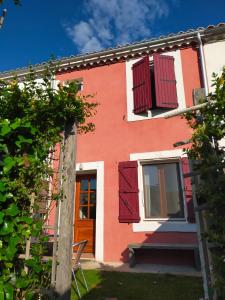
left=80, top=260, right=202, bottom=277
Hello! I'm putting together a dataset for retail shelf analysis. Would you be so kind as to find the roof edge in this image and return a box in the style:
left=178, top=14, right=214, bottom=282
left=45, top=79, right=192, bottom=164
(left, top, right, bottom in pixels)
left=1, top=23, right=225, bottom=80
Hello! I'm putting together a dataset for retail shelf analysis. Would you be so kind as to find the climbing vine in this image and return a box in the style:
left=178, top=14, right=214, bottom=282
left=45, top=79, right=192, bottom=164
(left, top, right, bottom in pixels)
left=184, top=67, right=225, bottom=299
left=0, top=65, right=97, bottom=299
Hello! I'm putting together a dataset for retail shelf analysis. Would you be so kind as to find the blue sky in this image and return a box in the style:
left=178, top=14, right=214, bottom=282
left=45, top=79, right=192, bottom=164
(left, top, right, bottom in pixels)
left=0, top=0, right=225, bottom=72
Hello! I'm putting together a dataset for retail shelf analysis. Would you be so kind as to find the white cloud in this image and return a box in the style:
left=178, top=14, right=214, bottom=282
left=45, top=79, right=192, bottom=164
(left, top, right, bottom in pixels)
left=66, top=21, right=102, bottom=53
left=65, top=0, right=174, bottom=53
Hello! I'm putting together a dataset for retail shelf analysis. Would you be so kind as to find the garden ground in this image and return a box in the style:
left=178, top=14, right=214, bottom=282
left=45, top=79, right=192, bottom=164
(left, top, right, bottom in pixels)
left=71, top=269, right=203, bottom=300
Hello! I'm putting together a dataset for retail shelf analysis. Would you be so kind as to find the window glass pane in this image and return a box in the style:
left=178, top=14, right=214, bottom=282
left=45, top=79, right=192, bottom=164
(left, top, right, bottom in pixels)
left=80, top=179, right=88, bottom=191
left=164, top=163, right=184, bottom=218
left=80, top=193, right=88, bottom=205
left=76, top=81, right=83, bottom=91
left=90, top=192, right=96, bottom=204
left=90, top=178, right=96, bottom=191
left=143, top=165, right=161, bottom=218
left=79, top=206, right=88, bottom=219
left=90, top=206, right=96, bottom=219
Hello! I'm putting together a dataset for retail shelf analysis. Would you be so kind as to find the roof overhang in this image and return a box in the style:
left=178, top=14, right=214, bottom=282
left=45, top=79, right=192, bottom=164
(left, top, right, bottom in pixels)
left=1, top=23, right=225, bottom=81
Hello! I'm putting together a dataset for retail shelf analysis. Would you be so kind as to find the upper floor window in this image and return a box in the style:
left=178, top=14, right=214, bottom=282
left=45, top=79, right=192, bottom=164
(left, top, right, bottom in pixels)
left=132, top=54, right=178, bottom=115
left=64, top=78, right=83, bottom=92
left=126, top=50, right=186, bottom=122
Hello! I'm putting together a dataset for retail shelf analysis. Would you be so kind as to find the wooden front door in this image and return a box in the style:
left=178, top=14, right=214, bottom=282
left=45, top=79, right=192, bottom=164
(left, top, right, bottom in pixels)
left=74, top=174, right=96, bottom=253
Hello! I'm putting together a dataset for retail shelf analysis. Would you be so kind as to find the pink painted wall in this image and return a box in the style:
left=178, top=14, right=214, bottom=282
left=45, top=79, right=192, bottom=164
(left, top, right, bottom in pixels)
left=56, top=47, right=201, bottom=262
left=180, top=47, right=202, bottom=106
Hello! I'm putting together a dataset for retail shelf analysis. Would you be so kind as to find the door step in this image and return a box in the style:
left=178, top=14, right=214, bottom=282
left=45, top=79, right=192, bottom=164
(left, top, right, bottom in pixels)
left=72, top=252, right=95, bottom=260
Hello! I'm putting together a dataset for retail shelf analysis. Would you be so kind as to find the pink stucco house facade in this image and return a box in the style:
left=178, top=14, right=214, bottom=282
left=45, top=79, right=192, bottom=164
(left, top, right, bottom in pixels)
left=1, top=23, right=225, bottom=268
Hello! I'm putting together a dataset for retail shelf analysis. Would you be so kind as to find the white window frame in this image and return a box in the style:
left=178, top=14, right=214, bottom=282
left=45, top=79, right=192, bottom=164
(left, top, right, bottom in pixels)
left=63, top=78, right=84, bottom=91
left=130, top=149, right=197, bottom=232
left=141, top=159, right=186, bottom=221
left=75, top=161, right=104, bottom=262
left=125, top=50, right=186, bottom=122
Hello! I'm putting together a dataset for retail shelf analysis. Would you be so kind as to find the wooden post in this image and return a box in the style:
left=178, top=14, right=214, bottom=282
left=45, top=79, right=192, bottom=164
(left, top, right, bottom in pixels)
left=55, top=122, right=76, bottom=299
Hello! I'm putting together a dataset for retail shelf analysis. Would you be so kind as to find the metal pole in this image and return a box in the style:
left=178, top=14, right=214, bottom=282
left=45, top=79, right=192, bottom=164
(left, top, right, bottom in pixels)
left=24, top=193, right=35, bottom=273
left=190, top=161, right=210, bottom=300
left=164, top=100, right=216, bottom=119
left=197, top=32, right=209, bottom=95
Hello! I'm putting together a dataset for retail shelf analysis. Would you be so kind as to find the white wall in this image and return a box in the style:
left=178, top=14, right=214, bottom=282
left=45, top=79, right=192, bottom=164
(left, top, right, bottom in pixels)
left=204, top=40, right=225, bottom=93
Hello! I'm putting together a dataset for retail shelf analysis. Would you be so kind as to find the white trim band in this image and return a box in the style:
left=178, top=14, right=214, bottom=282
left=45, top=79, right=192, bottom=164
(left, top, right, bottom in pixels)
left=76, top=161, right=104, bottom=262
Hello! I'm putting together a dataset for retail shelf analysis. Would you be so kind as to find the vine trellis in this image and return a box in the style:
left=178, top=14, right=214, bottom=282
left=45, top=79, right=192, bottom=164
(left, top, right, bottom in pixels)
left=183, top=68, right=225, bottom=299
left=0, top=66, right=97, bottom=299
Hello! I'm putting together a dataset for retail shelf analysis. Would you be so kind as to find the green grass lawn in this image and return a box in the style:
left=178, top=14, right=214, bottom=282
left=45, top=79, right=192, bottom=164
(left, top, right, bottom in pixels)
left=71, top=269, right=203, bottom=300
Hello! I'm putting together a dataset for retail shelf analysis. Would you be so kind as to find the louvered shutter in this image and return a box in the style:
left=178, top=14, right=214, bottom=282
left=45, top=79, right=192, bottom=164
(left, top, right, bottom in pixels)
left=132, top=56, right=152, bottom=114
left=154, top=53, right=178, bottom=108
left=181, top=157, right=195, bottom=223
left=118, top=161, right=140, bottom=223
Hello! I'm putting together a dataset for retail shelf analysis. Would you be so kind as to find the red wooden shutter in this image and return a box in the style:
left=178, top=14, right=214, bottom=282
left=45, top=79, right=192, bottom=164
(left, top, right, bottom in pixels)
left=181, top=157, right=195, bottom=223
left=132, top=56, right=152, bottom=114
left=118, top=161, right=140, bottom=223
left=154, top=53, right=178, bottom=108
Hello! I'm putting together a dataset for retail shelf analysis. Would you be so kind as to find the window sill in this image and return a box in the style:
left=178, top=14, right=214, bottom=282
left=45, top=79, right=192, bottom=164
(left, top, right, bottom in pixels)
left=127, top=107, right=184, bottom=122
left=132, top=219, right=196, bottom=233
left=143, top=218, right=186, bottom=222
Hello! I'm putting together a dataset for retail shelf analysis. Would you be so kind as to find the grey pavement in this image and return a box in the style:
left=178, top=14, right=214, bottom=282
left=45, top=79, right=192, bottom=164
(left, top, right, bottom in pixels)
left=80, top=259, right=202, bottom=277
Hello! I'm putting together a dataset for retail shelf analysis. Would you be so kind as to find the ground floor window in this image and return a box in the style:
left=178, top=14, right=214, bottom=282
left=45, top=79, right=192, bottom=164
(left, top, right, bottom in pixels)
left=142, top=161, right=184, bottom=219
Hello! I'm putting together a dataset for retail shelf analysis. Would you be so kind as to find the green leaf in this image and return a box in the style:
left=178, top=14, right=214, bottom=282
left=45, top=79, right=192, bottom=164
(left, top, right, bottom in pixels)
left=0, top=182, right=5, bottom=192
left=42, top=235, right=49, bottom=242
left=10, top=119, right=21, bottom=130
left=0, top=286, right=4, bottom=300
left=3, top=157, right=16, bottom=173
left=25, top=138, right=32, bottom=144
left=4, top=262, right=13, bottom=268
left=25, top=259, right=42, bottom=273
left=0, top=124, right=11, bottom=136
left=0, top=194, right=7, bottom=203
left=0, top=212, right=4, bottom=224
left=0, top=221, right=14, bottom=236
left=25, top=259, right=36, bottom=267
left=5, top=203, right=19, bottom=217
left=15, top=141, right=21, bottom=149
left=15, top=135, right=33, bottom=149
left=25, top=292, right=35, bottom=300
left=6, top=247, right=16, bottom=261
left=4, top=285, right=14, bottom=300
left=6, top=193, right=13, bottom=199
left=6, top=236, right=20, bottom=260
left=30, top=126, right=37, bottom=135
left=22, top=229, right=31, bottom=239
left=0, top=144, right=9, bottom=154
left=16, top=278, right=30, bottom=289
left=16, top=216, right=33, bottom=224
left=9, top=236, right=20, bottom=248
left=23, top=122, right=32, bottom=128
left=17, top=135, right=33, bottom=145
